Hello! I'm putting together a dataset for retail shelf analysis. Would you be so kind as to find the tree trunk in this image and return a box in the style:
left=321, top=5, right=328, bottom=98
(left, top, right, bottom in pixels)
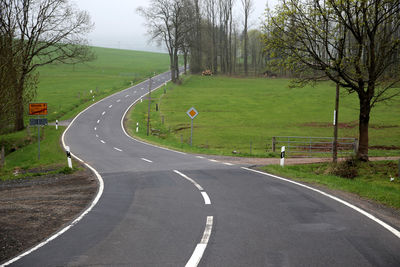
left=357, top=97, right=370, bottom=161
left=14, top=84, right=25, bottom=131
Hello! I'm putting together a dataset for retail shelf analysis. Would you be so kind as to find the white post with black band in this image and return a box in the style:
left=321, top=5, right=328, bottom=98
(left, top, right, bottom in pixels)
left=280, top=146, right=285, bottom=167
left=66, top=146, right=72, bottom=169
left=56, top=119, right=58, bottom=130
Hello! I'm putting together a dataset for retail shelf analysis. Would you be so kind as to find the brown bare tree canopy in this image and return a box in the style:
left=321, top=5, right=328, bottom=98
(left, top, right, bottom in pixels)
left=0, top=0, right=94, bottom=131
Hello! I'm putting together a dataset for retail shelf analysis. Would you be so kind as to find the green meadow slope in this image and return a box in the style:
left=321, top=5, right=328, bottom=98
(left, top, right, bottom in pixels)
left=128, top=75, right=400, bottom=157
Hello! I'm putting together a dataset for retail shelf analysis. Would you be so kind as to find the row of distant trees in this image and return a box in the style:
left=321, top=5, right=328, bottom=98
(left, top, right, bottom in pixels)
left=137, top=0, right=267, bottom=81
left=0, top=0, right=93, bottom=132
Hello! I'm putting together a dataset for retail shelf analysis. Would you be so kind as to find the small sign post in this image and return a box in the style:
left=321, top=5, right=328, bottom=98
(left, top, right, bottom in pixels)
left=29, top=103, right=48, bottom=159
left=186, top=107, right=198, bottom=146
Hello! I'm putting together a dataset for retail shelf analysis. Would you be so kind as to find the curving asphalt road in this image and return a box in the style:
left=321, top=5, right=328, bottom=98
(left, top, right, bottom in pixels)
left=6, top=71, right=400, bottom=266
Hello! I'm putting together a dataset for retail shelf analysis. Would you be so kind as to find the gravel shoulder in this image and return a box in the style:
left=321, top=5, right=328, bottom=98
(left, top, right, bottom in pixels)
left=0, top=167, right=97, bottom=264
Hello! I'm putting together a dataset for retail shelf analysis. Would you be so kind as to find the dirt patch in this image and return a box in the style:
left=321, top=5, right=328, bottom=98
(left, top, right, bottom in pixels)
left=0, top=167, right=97, bottom=263
left=370, top=145, right=400, bottom=150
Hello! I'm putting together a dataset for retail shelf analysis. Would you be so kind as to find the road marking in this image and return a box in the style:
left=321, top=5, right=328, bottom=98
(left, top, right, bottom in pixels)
left=141, top=87, right=144, bottom=90
left=125, top=94, right=129, bottom=98
left=100, top=140, right=105, bottom=144
left=95, top=134, right=99, bottom=138
left=173, top=170, right=204, bottom=191
left=4, top=73, right=172, bottom=267
left=102, top=111, right=105, bottom=116
left=185, top=216, right=213, bottom=267
left=209, top=159, right=218, bottom=163
left=97, top=120, right=100, bottom=124
left=94, top=127, right=97, bottom=131
left=113, top=147, right=122, bottom=152
left=223, top=162, right=234, bottom=166
left=109, top=105, right=112, bottom=108
left=241, top=167, right=400, bottom=239
left=116, top=99, right=121, bottom=102
left=196, top=156, right=205, bottom=159
left=141, top=158, right=152, bottom=163
left=134, top=91, right=137, bottom=93
left=201, top=192, right=211, bottom=205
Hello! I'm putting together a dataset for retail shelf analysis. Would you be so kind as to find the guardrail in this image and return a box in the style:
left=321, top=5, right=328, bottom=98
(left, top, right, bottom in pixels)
left=272, top=136, right=358, bottom=158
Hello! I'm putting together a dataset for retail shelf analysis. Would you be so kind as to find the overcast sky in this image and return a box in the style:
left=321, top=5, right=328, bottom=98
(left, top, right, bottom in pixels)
left=73, top=0, right=279, bottom=53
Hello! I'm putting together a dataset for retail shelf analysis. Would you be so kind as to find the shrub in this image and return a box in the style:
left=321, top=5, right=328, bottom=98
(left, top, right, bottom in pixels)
left=329, top=156, right=359, bottom=179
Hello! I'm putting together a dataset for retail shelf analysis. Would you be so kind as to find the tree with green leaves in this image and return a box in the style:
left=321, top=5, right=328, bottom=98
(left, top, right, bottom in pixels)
left=264, top=0, right=400, bottom=161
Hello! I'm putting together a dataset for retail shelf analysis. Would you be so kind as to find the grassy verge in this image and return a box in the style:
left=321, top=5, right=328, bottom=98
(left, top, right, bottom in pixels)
left=259, top=161, right=400, bottom=209
left=127, top=75, right=400, bottom=157
left=0, top=126, right=78, bottom=181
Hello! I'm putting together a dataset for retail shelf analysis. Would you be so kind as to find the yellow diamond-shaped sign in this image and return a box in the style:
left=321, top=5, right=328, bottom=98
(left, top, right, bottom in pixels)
left=186, top=107, right=198, bottom=119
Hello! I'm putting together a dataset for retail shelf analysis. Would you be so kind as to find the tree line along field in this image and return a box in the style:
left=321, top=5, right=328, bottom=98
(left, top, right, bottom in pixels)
left=0, top=47, right=170, bottom=177
left=128, top=75, right=400, bottom=157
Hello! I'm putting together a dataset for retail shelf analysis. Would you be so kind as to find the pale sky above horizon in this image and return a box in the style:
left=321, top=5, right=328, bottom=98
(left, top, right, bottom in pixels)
left=73, top=0, right=279, bottom=53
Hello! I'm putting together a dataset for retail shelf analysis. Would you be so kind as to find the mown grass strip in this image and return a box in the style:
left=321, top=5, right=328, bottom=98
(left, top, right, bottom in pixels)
left=259, top=161, right=400, bottom=209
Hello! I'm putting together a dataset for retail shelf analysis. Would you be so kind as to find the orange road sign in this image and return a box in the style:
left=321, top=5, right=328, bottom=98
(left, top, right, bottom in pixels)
left=29, top=103, right=48, bottom=115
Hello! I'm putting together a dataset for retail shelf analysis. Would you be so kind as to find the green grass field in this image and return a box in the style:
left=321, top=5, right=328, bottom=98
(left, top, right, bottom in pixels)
left=36, top=47, right=170, bottom=122
left=0, top=47, right=171, bottom=179
left=127, top=75, right=400, bottom=157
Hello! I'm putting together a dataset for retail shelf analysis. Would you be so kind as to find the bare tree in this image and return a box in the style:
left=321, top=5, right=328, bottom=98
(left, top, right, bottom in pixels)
left=0, top=0, right=94, bottom=131
left=241, top=0, right=253, bottom=76
left=138, top=0, right=191, bottom=82
left=264, top=0, right=400, bottom=161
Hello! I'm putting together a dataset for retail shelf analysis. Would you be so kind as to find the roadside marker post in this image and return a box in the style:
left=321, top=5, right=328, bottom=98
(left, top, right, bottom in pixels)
left=66, top=146, right=72, bottom=169
left=186, top=107, right=199, bottom=146
left=56, top=120, right=58, bottom=130
left=136, top=122, right=139, bottom=133
left=280, top=146, right=285, bottom=167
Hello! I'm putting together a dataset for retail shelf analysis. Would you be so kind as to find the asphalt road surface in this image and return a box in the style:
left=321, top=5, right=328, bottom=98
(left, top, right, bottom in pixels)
left=6, top=72, right=400, bottom=266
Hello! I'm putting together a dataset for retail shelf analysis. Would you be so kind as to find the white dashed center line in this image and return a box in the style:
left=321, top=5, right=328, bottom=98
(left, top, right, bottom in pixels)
left=201, top=192, right=211, bottom=205
left=208, top=159, right=218, bottom=163
left=116, top=99, right=121, bottom=102
left=97, top=120, right=100, bottom=124
left=95, top=134, right=99, bottom=138
left=94, top=127, right=97, bottom=131
left=113, top=147, right=122, bottom=152
left=125, top=95, right=129, bottom=98
left=100, top=140, right=106, bottom=144
left=102, top=111, right=105, bottom=116
left=196, top=156, right=205, bottom=159
left=186, top=216, right=213, bottom=267
left=109, top=105, right=112, bottom=108
left=223, top=162, right=234, bottom=166
left=141, top=158, right=152, bottom=163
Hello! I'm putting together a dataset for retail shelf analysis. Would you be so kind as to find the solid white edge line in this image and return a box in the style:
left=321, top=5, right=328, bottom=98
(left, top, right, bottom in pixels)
left=120, top=79, right=187, bottom=155
left=185, top=216, right=213, bottom=267
left=201, top=192, right=211, bottom=205
left=173, top=170, right=204, bottom=191
left=141, top=158, right=153, bottom=163
left=113, top=147, right=122, bottom=152
left=2, top=92, right=108, bottom=266
left=241, top=167, right=400, bottom=239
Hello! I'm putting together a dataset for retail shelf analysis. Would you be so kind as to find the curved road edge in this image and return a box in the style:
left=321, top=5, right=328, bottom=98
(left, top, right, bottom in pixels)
left=119, top=81, right=400, bottom=241
left=1, top=89, right=109, bottom=267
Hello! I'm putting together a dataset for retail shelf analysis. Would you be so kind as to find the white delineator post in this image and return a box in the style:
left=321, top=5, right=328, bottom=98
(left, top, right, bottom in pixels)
left=280, top=146, right=285, bottom=167
left=66, top=146, right=72, bottom=169
left=55, top=119, right=58, bottom=130
left=136, top=122, right=139, bottom=133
